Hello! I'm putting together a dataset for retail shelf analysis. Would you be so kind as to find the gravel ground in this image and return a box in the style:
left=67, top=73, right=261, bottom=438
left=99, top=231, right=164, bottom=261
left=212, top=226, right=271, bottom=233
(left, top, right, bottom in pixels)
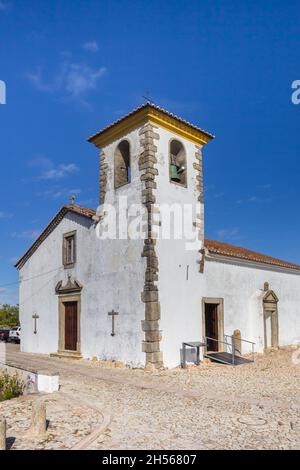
left=1, top=344, right=300, bottom=450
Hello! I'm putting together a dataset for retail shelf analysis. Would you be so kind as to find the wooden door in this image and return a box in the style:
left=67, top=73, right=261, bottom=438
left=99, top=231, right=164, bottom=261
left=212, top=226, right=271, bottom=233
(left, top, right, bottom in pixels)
left=64, top=302, right=78, bottom=351
left=205, top=304, right=219, bottom=351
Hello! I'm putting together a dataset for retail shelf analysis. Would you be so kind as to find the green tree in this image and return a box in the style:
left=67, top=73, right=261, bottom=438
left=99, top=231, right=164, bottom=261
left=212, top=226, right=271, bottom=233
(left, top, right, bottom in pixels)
left=0, top=304, right=19, bottom=327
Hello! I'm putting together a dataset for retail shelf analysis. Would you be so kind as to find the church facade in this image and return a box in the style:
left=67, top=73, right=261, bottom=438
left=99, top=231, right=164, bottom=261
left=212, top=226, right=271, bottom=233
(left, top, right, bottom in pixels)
left=16, top=103, right=300, bottom=369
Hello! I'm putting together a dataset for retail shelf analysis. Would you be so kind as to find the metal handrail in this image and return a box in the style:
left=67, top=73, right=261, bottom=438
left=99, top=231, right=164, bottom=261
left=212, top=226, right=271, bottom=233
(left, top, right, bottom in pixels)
left=205, top=336, right=235, bottom=364
left=204, top=336, right=235, bottom=365
left=205, top=336, right=232, bottom=348
left=205, top=334, right=255, bottom=365
left=224, top=334, right=256, bottom=346
left=224, top=334, right=256, bottom=363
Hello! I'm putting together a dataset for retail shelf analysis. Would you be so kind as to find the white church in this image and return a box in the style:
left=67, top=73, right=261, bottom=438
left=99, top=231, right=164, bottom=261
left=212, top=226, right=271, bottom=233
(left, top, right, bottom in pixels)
left=16, top=103, right=300, bottom=369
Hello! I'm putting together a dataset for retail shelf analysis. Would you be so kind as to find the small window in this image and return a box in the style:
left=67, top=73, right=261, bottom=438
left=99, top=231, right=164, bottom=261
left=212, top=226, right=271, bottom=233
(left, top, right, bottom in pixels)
left=63, top=231, right=76, bottom=268
left=169, top=139, right=187, bottom=187
left=114, top=140, right=131, bottom=189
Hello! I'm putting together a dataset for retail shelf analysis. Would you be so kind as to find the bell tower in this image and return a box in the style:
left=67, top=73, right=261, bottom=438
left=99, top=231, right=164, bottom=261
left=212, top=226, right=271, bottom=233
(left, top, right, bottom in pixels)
left=88, top=103, right=213, bottom=369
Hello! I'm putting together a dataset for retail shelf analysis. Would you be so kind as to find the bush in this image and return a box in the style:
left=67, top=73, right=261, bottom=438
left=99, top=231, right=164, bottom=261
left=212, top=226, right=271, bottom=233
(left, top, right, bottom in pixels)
left=0, top=372, right=24, bottom=401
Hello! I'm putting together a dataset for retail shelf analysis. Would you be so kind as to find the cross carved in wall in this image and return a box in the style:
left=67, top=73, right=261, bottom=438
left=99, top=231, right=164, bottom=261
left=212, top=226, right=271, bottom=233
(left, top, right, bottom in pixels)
left=108, top=310, right=119, bottom=337
left=32, top=313, right=39, bottom=334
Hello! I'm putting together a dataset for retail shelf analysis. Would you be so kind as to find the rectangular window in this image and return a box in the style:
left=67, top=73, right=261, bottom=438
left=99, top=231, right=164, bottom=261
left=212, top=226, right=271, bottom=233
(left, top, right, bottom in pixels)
left=63, top=231, right=76, bottom=267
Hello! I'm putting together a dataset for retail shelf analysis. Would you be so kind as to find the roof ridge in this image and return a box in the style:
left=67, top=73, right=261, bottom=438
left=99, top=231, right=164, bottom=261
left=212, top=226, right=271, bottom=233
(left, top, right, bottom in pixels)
left=65, top=203, right=96, bottom=214
left=204, top=238, right=300, bottom=270
left=15, top=204, right=96, bottom=270
left=87, top=102, right=214, bottom=143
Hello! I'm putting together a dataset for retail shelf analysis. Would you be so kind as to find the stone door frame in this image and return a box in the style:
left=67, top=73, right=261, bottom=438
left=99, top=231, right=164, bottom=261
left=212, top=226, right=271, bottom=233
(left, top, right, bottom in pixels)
left=263, top=290, right=279, bottom=350
left=202, top=297, right=224, bottom=351
left=58, top=294, right=81, bottom=356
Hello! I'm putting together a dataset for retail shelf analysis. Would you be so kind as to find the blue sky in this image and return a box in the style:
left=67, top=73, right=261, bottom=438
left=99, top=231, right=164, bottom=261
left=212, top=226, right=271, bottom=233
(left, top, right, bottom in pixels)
left=0, top=0, right=300, bottom=304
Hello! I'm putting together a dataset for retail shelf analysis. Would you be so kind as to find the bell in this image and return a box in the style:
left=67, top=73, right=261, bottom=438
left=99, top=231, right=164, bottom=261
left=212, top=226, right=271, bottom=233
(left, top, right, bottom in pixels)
left=170, top=164, right=181, bottom=182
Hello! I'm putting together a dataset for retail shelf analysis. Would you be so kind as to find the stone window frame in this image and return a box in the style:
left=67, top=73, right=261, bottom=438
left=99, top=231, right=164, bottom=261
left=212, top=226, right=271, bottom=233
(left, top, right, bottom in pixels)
left=62, top=230, right=77, bottom=269
left=168, top=138, right=188, bottom=188
left=114, top=138, right=132, bottom=190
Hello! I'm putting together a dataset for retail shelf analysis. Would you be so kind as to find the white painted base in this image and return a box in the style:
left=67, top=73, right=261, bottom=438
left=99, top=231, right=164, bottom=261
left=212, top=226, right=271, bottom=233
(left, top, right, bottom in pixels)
left=37, top=373, right=59, bottom=393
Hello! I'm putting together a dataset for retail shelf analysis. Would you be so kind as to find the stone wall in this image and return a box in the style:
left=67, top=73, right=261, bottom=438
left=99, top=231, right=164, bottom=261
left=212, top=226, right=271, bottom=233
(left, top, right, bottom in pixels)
left=193, top=146, right=205, bottom=272
left=139, top=123, right=163, bottom=368
left=99, top=150, right=108, bottom=205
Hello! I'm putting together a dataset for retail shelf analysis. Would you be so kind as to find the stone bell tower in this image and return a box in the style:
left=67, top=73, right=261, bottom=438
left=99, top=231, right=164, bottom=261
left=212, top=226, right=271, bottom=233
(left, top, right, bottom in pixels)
left=88, top=103, right=213, bottom=369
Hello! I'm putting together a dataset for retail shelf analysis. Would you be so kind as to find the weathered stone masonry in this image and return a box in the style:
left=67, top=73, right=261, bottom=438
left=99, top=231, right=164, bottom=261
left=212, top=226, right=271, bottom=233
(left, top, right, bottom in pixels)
left=193, top=146, right=205, bottom=273
left=139, top=123, right=163, bottom=368
left=99, top=150, right=108, bottom=205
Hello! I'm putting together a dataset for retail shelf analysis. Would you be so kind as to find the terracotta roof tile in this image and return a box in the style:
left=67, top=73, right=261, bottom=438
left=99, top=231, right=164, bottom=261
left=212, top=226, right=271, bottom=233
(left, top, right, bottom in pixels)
left=87, top=102, right=214, bottom=143
left=15, top=205, right=96, bottom=270
left=64, top=204, right=96, bottom=219
left=204, top=239, right=300, bottom=270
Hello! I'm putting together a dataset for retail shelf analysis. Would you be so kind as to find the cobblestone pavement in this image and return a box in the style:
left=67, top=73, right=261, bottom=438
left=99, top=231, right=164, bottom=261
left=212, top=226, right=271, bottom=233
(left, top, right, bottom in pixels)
left=1, top=344, right=300, bottom=449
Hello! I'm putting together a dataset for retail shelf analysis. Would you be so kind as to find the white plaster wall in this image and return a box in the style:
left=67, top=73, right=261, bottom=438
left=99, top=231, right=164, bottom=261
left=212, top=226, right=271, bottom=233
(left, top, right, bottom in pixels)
left=19, top=212, right=93, bottom=355
left=20, top=124, right=147, bottom=366
left=153, top=126, right=300, bottom=368
left=154, top=127, right=206, bottom=368
left=96, top=126, right=146, bottom=366
left=205, top=258, right=300, bottom=353
left=20, top=208, right=146, bottom=366
left=158, top=246, right=300, bottom=368
left=19, top=122, right=300, bottom=370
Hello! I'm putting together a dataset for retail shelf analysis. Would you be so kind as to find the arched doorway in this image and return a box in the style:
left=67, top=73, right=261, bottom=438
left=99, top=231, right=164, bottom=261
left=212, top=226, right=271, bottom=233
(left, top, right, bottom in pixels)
left=263, top=286, right=279, bottom=350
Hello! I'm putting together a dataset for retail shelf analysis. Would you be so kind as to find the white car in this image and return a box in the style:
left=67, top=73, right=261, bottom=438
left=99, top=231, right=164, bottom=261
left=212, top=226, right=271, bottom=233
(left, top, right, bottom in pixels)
left=9, top=326, right=21, bottom=343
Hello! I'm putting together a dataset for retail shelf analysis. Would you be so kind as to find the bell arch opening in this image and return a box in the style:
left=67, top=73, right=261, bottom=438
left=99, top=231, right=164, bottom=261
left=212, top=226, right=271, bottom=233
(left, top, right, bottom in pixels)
left=114, top=140, right=131, bottom=189
left=169, top=139, right=187, bottom=187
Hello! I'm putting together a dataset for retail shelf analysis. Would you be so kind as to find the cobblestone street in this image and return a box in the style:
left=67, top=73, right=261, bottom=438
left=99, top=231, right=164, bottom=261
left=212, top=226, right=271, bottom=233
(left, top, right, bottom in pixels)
left=1, top=344, right=300, bottom=449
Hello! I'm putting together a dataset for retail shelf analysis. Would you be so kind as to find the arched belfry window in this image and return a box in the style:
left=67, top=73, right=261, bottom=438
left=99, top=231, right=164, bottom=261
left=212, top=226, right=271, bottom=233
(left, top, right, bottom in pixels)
left=169, top=140, right=187, bottom=187
left=114, top=140, right=131, bottom=189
